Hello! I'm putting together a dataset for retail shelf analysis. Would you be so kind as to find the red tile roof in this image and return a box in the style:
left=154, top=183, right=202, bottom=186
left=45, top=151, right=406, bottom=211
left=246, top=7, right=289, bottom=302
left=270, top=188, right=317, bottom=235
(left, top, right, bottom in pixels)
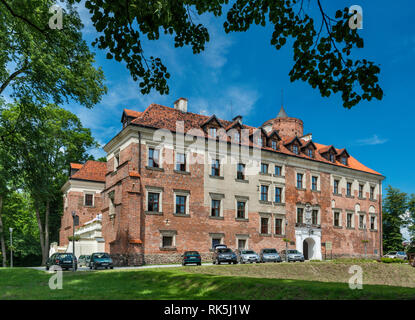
left=124, top=103, right=382, bottom=176
left=70, top=163, right=83, bottom=170
left=70, top=160, right=107, bottom=182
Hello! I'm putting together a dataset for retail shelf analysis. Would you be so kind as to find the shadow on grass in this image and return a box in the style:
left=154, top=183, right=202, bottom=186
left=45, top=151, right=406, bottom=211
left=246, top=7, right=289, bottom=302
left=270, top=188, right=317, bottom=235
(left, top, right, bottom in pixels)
left=1, top=268, right=415, bottom=300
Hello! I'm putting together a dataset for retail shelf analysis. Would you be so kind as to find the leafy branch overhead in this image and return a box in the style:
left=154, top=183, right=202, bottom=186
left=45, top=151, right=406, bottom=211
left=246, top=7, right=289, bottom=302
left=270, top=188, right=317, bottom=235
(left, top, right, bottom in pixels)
left=68, top=0, right=382, bottom=108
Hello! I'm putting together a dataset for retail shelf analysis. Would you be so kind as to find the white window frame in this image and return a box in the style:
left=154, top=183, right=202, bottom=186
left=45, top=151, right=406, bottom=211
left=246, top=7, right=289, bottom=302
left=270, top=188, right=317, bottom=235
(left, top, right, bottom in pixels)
left=146, top=187, right=163, bottom=212
left=84, top=192, right=95, bottom=207
left=210, top=193, right=224, bottom=217
left=174, top=190, right=190, bottom=215
left=235, top=196, right=249, bottom=219
left=147, top=145, right=162, bottom=168
left=160, top=230, right=177, bottom=248
left=259, top=213, right=271, bottom=234
left=333, top=210, right=342, bottom=227
left=175, top=151, right=188, bottom=172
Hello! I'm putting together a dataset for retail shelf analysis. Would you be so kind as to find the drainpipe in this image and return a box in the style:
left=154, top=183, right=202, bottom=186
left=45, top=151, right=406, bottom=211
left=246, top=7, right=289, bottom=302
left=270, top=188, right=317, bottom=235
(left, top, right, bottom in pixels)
left=379, top=180, right=383, bottom=258
left=138, top=131, right=142, bottom=174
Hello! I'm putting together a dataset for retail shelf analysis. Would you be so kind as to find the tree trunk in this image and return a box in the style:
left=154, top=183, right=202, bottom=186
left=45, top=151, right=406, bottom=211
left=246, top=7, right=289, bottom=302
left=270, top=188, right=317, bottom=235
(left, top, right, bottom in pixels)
left=0, top=196, right=7, bottom=267
left=35, top=206, right=46, bottom=265
left=44, top=200, right=50, bottom=263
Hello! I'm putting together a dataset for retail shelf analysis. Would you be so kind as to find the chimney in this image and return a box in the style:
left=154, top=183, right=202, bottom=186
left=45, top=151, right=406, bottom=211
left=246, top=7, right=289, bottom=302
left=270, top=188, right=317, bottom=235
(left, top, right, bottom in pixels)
left=174, top=98, right=188, bottom=112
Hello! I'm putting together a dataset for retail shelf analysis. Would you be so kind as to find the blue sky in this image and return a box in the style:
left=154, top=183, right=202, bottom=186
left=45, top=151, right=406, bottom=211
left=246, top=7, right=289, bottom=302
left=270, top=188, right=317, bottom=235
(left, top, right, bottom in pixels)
left=69, top=0, right=414, bottom=207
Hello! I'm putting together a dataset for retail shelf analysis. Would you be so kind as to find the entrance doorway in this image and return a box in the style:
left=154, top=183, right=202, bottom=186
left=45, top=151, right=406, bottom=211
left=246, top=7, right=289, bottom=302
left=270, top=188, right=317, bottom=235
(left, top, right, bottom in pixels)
left=302, top=238, right=315, bottom=260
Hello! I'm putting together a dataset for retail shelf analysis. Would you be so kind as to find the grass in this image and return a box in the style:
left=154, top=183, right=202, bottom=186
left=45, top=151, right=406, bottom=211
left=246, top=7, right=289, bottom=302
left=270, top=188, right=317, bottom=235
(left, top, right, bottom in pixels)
left=1, top=262, right=415, bottom=300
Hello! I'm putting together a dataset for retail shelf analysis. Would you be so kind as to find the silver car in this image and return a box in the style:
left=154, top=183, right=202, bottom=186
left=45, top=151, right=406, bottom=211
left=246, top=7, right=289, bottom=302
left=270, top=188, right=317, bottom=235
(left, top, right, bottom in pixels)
left=259, top=248, right=282, bottom=263
left=383, top=251, right=407, bottom=260
left=280, top=249, right=305, bottom=262
left=238, top=250, right=260, bottom=264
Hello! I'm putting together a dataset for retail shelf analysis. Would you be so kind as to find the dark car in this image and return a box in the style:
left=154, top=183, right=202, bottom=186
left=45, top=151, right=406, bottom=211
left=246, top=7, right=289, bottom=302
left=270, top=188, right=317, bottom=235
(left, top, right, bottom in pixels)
left=46, top=253, right=77, bottom=271
left=259, top=248, right=282, bottom=263
left=89, top=252, right=114, bottom=270
left=182, top=251, right=202, bottom=266
left=212, top=246, right=238, bottom=265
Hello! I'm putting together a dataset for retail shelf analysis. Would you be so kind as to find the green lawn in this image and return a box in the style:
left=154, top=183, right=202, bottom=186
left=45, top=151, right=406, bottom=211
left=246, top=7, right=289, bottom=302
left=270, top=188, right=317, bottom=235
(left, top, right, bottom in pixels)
left=1, top=266, right=415, bottom=300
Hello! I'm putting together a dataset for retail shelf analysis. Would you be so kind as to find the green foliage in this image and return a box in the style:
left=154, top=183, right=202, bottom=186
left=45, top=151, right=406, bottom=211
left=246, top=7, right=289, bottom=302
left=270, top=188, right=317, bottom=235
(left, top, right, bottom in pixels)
left=0, top=0, right=106, bottom=108
left=407, top=194, right=415, bottom=243
left=380, top=258, right=406, bottom=264
left=382, top=186, right=407, bottom=252
left=68, top=235, right=81, bottom=241
left=66, top=0, right=382, bottom=108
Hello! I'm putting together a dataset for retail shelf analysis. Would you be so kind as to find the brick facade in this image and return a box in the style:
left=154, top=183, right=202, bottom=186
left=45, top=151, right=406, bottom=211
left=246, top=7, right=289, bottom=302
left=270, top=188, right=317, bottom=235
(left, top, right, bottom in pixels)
left=59, top=102, right=384, bottom=265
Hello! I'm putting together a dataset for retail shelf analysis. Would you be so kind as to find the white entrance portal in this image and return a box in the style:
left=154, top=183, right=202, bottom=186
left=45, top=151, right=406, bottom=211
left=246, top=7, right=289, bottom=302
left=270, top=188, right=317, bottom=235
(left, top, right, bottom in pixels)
left=295, top=227, right=322, bottom=260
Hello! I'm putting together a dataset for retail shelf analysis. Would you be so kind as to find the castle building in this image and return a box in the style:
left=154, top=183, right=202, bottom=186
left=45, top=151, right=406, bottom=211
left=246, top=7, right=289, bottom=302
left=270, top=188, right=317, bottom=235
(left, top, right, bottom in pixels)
left=59, top=98, right=384, bottom=265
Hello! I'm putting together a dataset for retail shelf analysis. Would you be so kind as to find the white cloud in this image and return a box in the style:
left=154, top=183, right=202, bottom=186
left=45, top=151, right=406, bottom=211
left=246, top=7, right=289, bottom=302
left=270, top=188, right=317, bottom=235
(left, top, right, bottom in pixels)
left=190, top=86, right=260, bottom=120
left=356, top=134, right=388, bottom=146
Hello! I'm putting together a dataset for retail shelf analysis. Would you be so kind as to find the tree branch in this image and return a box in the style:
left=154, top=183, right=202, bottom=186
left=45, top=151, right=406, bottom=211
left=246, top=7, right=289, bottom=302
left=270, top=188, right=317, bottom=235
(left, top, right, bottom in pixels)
left=0, top=66, right=27, bottom=95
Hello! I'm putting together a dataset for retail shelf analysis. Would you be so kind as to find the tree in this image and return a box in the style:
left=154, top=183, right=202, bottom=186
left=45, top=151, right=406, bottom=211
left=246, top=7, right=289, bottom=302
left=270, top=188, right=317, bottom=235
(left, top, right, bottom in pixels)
left=0, top=0, right=106, bottom=139
left=406, top=194, right=415, bottom=243
left=64, top=0, right=382, bottom=108
left=1, top=103, right=98, bottom=265
left=382, top=186, right=407, bottom=253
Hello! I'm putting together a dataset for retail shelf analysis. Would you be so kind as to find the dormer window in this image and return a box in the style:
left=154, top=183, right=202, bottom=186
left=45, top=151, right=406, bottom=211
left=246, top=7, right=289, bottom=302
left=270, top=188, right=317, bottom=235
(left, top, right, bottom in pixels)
left=209, top=127, right=217, bottom=138
left=307, top=149, right=313, bottom=158
left=293, top=145, right=299, bottom=155
left=341, top=157, right=347, bottom=165
left=329, top=154, right=335, bottom=162
left=271, top=140, right=277, bottom=150
left=234, top=132, right=240, bottom=143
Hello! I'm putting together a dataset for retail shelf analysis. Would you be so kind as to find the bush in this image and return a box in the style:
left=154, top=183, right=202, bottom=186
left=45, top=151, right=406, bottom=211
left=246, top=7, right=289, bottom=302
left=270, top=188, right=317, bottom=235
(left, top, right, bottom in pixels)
left=380, top=257, right=406, bottom=264
left=331, top=258, right=377, bottom=264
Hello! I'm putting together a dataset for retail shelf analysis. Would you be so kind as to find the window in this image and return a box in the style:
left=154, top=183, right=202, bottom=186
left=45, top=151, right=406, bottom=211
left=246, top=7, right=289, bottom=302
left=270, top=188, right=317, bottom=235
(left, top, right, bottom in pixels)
left=330, top=154, right=335, bottom=162
left=347, top=182, right=352, bottom=196
left=237, top=201, right=246, bottom=219
left=260, top=185, right=268, bottom=201
left=148, top=148, right=159, bottom=168
left=359, top=215, right=365, bottom=229
left=275, top=218, right=283, bottom=235
left=237, top=163, right=245, bottom=180
left=212, top=238, right=221, bottom=248
left=312, top=209, right=319, bottom=225
left=261, top=217, right=269, bottom=234
left=359, top=184, right=364, bottom=198
left=334, top=212, right=340, bottom=227
left=271, top=140, right=277, bottom=150
left=312, top=176, right=318, bottom=191
left=275, top=165, right=282, bottom=176
left=347, top=213, right=353, bottom=228
left=297, top=208, right=304, bottom=224
left=275, top=187, right=282, bottom=203
left=334, top=179, right=339, bottom=194
left=260, top=163, right=268, bottom=174
left=341, top=157, right=347, bottom=165
left=209, top=127, right=217, bottom=138
left=114, top=153, right=120, bottom=170
left=293, top=145, right=299, bottom=154
left=211, top=199, right=221, bottom=217
left=297, top=173, right=303, bottom=189
left=370, top=186, right=375, bottom=199
left=84, top=194, right=93, bottom=206
left=258, top=137, right=263, bottom=147
left=238, top=239, right=247, bottom=250
left=148, top=192, right=160, bottom=212
left=162, top=236, right=173, bottom=248
left=307, top=149, right=313, bottom=158
left=175, top=195, right=186, bottom=214
left=234, top=131, right=240, bottom=143
left=211, top=159, right=220, bottom=176
left=370, top=216, right=375, bottom=230
left=175, top=153, right=186, bottom=171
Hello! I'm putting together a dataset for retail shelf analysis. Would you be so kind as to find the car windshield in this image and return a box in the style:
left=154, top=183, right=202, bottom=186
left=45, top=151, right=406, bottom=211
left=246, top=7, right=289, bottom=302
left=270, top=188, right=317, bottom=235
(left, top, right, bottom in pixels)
left=218, top=249, right=232, bottom=253
left=263, top=249, right=277, bottom=254
left=242, top=250, right=255, bottom=254
left=387, top=252, right=397, bottom=255
left=94, top=253, right=110, bottom=259
left=287, top=250, right=300, bottom=254
left=59, top=254, right=73, bottom=259
left=185, top=251, right=199, bottom=255
left=397, top=251, right=405, bottom=255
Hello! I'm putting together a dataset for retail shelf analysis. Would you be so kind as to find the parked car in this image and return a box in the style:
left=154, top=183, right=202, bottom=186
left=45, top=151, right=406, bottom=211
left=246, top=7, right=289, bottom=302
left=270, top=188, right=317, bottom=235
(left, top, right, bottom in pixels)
left=182, top=251, right=202, bottom=266
left=46, top=253, right=77, bottom=271
left=78, top=255, right=91, bottom=267
left=383, top=251, right=407, bottom=260
left=237, top=249, right=260, bottom=264
left=259, top=248, right=282, bottom=263
left=212, top=246, right=238, bottom=265
left=89, top=252, right=114, bottom=270
left=280, top=249, right=305, bottom=262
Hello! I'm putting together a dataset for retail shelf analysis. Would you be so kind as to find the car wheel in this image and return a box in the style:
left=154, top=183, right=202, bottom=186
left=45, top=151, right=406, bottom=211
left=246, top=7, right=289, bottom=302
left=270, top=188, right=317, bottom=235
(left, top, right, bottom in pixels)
left=110, top=266, right=114, bottom=269
left=217, top=259, right=220, bottom=265
left=198, top=263, right=201, bottom=266
left=94, top=264, right=98, bottom=270
left=46, top=266, right=49, bottom=271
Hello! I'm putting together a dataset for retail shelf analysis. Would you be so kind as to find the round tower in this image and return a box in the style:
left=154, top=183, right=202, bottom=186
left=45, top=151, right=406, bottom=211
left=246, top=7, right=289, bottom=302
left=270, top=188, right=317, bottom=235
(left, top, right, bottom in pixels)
left=262, top=105, right=303, bottom=138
